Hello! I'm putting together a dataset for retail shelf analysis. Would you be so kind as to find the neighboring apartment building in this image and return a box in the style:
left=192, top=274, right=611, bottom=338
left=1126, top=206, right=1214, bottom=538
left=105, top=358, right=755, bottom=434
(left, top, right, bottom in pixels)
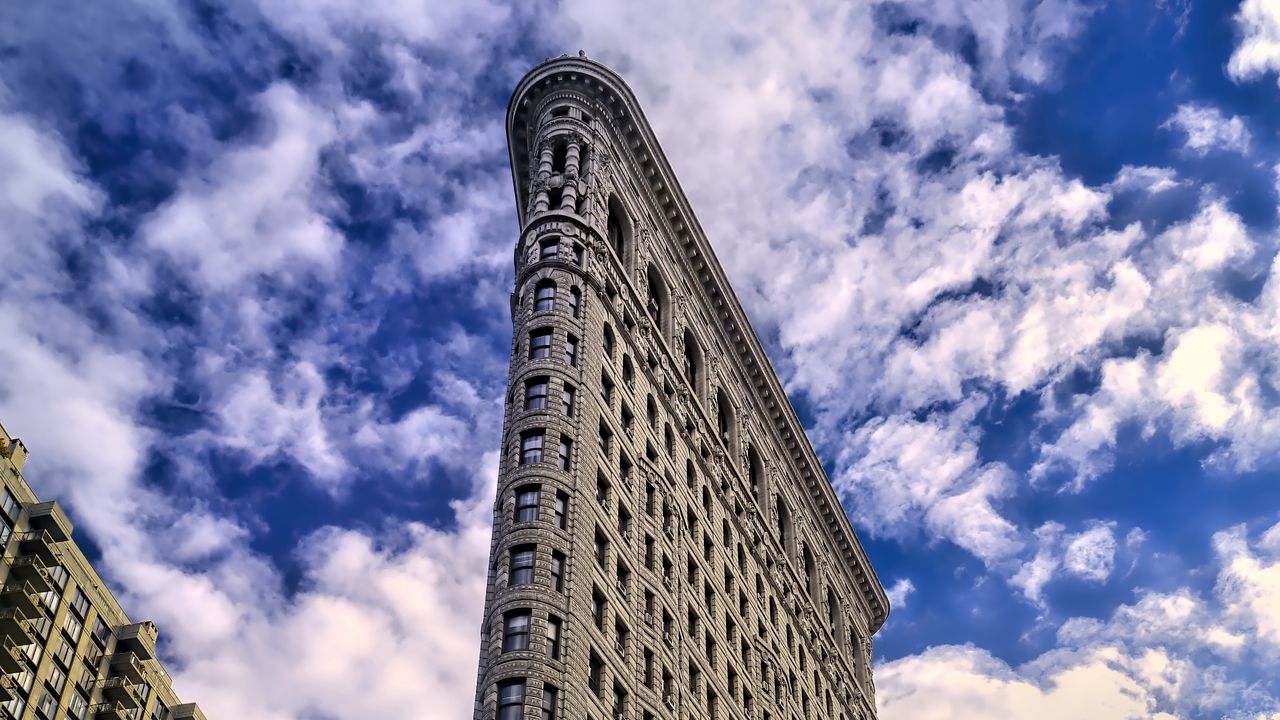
left=474, top=56, right=890, bottom=720
left=0, top=422, right=205, bottom=720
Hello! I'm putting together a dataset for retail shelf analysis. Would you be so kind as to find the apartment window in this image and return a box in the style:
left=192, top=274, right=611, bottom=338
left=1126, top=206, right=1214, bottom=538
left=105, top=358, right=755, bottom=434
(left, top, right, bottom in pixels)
left=646, top=394, right=658, bottom=428
left=557, top=438, right=572, bottom=471
left=520, top=431, right=545, bottom=465
left=594, top=530, right=608, bottom=567
left=503, top=610, right=532, bottom=652
left=644, top=535, right=655, bottom=570
left=572, top=243, right=585, bottom=265
left=510, top=546, right=536, bottom=586
left=561, top=384, right=576, bottom=416
left=554, top=492, right=569, bottom=530
left=603, top=324, right=615, bottom=357
left=588, top=652, right=604, bottom=695
left=498, top=680, right=526, bottom=720
left=63, top=612, right=84, bottom=643
left=565, top=334, right=579, bottom=366
left=539, top=238, right=558, bottom=261
left=525, top=378, right=549, bottom=410
left=569, top=287, right=582, bottom=318
left=547, top=616, right=562, bottom=659
left=550, top=552, right=565, bottom=592
left=621, top=405, right=633, bottom=433
left=598, top=422, right=613, bottom=455
left=643, top=648, right=655, bottom=687
left=534, top=280, right=556, bottom=312
left=45, top=664, right=67, bottom=695
left=68, top=693, right=89, bottom=720
left=542, top=685, right=558, bottom=720
left=529, top=329, right=553, bottom=359
left=515, top=485, right=540, bottom=523
left=69, top=588, right=91, bottom=620
left=601, top=372, right=614, bottom=405
left=592, top=588, right=606, bottom=628
left=35, top=690, right=56, bottom=718
left=614, top=618, right=630, bottom=654
left=0, top=489, right=19, bottom=523
left=613, top=684, right=628, bottom=718
left=152, top=701, right=170, bottom=720
left=622, top=355, right=634, bottom=387
left=52, top=638, right=74, bottom=669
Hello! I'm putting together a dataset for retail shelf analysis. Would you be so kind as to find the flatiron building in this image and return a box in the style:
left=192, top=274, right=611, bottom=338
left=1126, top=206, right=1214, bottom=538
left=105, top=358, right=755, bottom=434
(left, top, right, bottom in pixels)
left=475, top=56, right=889, bottom=720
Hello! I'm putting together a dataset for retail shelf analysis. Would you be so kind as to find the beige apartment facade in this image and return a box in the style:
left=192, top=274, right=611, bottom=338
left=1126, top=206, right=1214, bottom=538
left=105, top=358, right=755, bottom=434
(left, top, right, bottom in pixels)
left=0, top=423, right=204, bottom=720
left=474, top=56, right=890, bottom=720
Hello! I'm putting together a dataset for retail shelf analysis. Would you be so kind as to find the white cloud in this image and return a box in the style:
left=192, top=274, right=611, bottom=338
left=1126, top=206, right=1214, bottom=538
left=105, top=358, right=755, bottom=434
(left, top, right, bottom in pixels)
left=877, top=645, right=1178, bottom=720
left=1228, top=0, right=1280, bottom=85
left=886, top=578, right=917, bottom=610
left=142, top=83, right=344, bottom=289
left=1215, top=521, right=1280, bottom=649
left=1162, top=103, right=1252, bottom=155
left=1110, top=165, right=1181, bottom=194
left=1063, top=523, right=1118, bottom=582
left=833, top=401, right=1023, bottom=565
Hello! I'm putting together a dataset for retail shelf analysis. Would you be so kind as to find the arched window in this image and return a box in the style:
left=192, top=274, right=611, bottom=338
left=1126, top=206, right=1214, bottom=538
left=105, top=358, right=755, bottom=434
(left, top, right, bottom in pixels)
left=776, top=500, right=792, bottom=552
left=683, top=330, right=704, bottom=398
left=607, top=195, right=630, bottom=264
left=747, top=445, right=763, bottom=500
left=603, top=323, right=615, bottom=358
left=568, top=286, right=581, bottom=318
left=534, top=280, right=556, bottom=312
left=645, top=264, right=669, bottom=338
left=716, top=388, right=736, bottom=450
left=803, top=544, right=817, bottom=597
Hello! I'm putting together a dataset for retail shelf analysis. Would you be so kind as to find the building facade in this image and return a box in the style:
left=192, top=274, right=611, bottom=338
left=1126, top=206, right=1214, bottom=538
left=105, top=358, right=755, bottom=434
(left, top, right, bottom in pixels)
left=474, top=56, right=890, bottom=720
left=0, top=422, right=205, bottom=720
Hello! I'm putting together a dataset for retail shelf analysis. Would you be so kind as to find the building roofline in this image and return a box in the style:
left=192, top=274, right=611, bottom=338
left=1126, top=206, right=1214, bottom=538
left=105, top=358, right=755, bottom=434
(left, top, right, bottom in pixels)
left=506, top=55, right=890, bottom=632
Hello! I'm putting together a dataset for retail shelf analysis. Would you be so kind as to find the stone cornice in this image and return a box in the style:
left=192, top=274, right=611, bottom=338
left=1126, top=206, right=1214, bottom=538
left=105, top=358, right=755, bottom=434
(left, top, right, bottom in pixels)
left=507, top=56, right=889, bottom=633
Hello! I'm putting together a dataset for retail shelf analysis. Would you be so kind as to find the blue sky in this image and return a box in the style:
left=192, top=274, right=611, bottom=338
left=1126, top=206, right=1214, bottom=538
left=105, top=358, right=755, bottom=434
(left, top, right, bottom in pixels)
left=3, top=0, right=1280, bottom=717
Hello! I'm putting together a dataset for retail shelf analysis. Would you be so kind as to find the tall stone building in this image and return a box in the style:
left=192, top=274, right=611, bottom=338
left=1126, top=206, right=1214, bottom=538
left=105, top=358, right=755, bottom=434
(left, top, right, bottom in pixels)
left=0, top=421, right=205, bottom=720
left=475, top=56, right=889, bottom=720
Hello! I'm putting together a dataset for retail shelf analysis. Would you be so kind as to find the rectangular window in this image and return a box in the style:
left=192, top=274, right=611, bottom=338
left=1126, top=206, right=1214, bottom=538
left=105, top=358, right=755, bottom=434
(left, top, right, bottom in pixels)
left=568, top=287, right=581, bottom=318
left=525, top=378, right=549, bottom=410
left=550, top=552, right=565, bottom=592
left=510, top=546, right=536, bottom=586
left=503, top=611, right=531, bottom=652
left=602, top=373, right=614, bottom=405
left=565, top=334, right=578, bottom=366
left=557, top=439, right=572, bottom=471
left=535, top=282, right=556, bottom=312
left=588, top=652, right=603, bottom=695
left=591, top=588, right=606, bottom=629
left=554, top=492, right=568, bottom=530
left=547, top=616, right=562, bottom=659
left=594, top=529, right=608, bottom=567
left=572, top=243, right=585, bottom=265
left=597, top=422, right=613, bottom=456
left=67, top=693, right=88, bottom=720
left=46, top=664, right=67, bottom=695
left=520, top=431, right=545, bottom=465
left=70, top=588, right=91, bottom=620
left=498, top=680, right=526, bottom=720
left=561, top=384, right=575, bottom=417
left=542, top=685, right=558, bottom=720
left=515, top=486, right=540, bottom=523
left=539, top=239, right=558, bottom=261
left=0, top=489, right=19, bottom=524
left=35, top=690, right=55, bottom=717
left=63, top=611, right=84, bottom=642
left=529, top=329, right=553, bottom=360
